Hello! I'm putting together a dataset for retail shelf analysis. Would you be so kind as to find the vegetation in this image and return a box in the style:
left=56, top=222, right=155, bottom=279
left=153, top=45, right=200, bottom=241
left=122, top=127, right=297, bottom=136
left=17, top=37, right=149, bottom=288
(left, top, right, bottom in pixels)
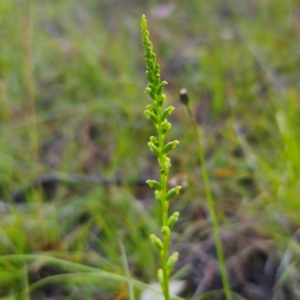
left=0, top=0, right=300, bottom=299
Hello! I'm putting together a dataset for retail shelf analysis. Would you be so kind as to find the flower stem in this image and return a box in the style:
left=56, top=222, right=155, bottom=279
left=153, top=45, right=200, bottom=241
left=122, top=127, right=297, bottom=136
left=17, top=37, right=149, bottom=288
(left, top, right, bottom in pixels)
left=185, top=101, right=232, bottom=300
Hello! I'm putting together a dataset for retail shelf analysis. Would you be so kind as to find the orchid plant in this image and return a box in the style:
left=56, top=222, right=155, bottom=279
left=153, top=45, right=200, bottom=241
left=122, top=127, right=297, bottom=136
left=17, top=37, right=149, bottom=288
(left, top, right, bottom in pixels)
left=141, top=15, right=181, bottom=300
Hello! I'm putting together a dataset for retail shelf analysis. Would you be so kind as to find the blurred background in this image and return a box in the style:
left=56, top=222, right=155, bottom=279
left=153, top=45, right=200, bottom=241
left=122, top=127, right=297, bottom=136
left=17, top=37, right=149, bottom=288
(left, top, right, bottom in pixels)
left=1, top=0, right=300, bottom=299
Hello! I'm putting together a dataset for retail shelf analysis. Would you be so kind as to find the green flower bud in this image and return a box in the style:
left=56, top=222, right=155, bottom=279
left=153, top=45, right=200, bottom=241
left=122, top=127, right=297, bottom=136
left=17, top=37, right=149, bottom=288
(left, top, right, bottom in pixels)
left=146, top=180, right=162, bottom=190
left=145, top=70, right=151, bottom=79
left=148, top=142, right=159, bottom=157
left=146, top=105, right=158, bottom=116
left=161, top=106, right=175, bottom=120
left=167, top=212, right=180, bottom=229
left=149, top=136, right=159, bottom=146
left=150, top=234, right=164, bottom=251
left=161, top=120, right=172, bottom=134
left=154, top=190, right=162, bottom=206
left=157, top=81, right=166, bottom=94
left=159, top=161, right=171, bottom=175
left=145, top=105, right=153, bottom=112
left=161, top=225, right=170, bottom=237
left=154, top=190, right=160, bottom=196
left=167, top=252, right=179, bottom=272
left=157, top=94, right=166, bottom=106
left=166, top=186, right=181, bottom=201
left=146, top=58, right=153, bottom=65
left=155, top=63, right=160, bottom=72
left=144, top=87, right=151, bottom=93
left=163, top=140, right=180, bottom=154
left=157, top=268, right=165, bottom=291
left=144, top=110, right=158, bottom=125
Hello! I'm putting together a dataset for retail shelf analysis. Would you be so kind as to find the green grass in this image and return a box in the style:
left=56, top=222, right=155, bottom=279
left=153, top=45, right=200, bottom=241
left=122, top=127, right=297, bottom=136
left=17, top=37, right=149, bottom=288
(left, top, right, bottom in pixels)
left=0, top=0, right=300, bottom=298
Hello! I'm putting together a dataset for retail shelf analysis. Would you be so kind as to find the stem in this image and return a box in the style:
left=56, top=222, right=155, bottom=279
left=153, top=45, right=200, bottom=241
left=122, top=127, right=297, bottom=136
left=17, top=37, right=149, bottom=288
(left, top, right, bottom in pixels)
left=186, top=105, right=232, bottom=300
left=161, top=231, right=170, bottom=300
left=158, top=109, right=170, bottom=300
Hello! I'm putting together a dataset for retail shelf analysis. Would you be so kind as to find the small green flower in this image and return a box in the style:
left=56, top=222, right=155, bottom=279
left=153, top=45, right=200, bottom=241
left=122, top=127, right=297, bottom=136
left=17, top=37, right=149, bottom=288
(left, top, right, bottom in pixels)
left=161, top=225, right=170, bottom=237
left=146, top=180, right=162, bottom=190
left=150, top=234, right=164, bottom=251
left=157, top=268, right=165, bottom=292
left=167, top=252, right=179, bottom=272
left=161, top=106, right=175, bottom=120
left=163, top=140, right=180, bottom=155
left=167, top=212, right=180, bottom=229
left=166, top=186, right=181, bottom=201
